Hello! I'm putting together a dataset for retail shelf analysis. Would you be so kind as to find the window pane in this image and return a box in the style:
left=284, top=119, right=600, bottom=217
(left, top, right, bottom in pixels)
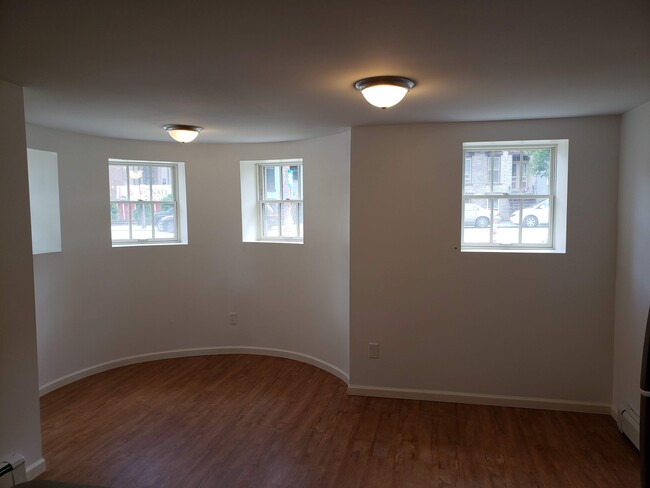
left=109, top=165, right=128, bottom=200
left=520, top=198, right=550, bottom=244
left=463, top=151, right=490, bottom=195
left=280, top=202, right=301, bottom=238
left=151, top=165, right=174, bottom=201
left=492, top=154, right=503, bottom=188
left=522, top=226, right=549, bottom=245
left=523, top=149, right=551, bottom=194
left=282, top=165, right=301, bottom=200
left=493, top=198, right=520, bottom=245
left=262, top=202, right=280, bottom=237
left=129, top=166, right=151, bottom=201
left=507, top=150, right=549, bottom=195
left=111, top=202, right=130, bottom=241
left=508, top=198, right=548, bottom=226
left=153, top=203, right=176, bottom=239
left=463, top=198, right=492, bottom=244
left=131, top=203, right=154, bottom=240
left=262, top=166, right=281, bottom=200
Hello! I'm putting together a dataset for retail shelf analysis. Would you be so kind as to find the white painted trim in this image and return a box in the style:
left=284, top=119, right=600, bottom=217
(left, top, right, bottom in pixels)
left=39, top=347, right=349, bottom=395
left=348, top=385, right=611, bottom=414
left=26, top=458, right=46, bottom=481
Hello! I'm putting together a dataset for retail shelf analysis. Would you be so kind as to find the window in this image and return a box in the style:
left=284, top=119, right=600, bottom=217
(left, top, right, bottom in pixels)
left=240, top=158, right=304, bottom=244
left=109, top=160, right=186, bottom=245
left=257, top=161, right=303, bottom=241
left=27, top=149, right=62, bottom=254
left=492, top=155, right=501, bottom=185
left=461, top=140, right=568, bottom=252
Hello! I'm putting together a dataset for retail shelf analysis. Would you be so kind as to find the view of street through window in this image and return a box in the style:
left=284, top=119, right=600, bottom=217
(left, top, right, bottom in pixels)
left=463, top=147, right=552, bottom=247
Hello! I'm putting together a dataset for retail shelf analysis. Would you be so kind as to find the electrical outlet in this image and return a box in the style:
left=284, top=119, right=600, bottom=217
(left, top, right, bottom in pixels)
left=228, top=312, right=237, bottom=325
left=368, top=342, right=379, bottom=359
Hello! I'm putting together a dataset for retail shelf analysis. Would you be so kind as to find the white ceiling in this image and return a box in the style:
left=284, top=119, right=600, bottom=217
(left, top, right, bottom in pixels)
left=1, top=0, right=648, bottom=143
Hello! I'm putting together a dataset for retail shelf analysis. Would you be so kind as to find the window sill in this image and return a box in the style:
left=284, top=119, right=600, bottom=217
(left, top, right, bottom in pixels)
left=112, top=241, right=188, bottom=248
left=461, top=247, right=565, bottom=254
left=244, top=239, right=303, bottom=245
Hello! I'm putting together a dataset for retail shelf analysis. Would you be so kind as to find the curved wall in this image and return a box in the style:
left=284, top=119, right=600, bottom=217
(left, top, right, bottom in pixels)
left=27, top=126, right=350, bottom=390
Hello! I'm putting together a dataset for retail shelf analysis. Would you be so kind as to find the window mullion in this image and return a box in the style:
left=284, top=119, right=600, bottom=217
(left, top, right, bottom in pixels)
left=128, top=202, right=133, bottom=241
left=489, top=152, right=493, bottom=194
left=296, top=202, right=300, bottom=237
left=148, top=173, right=154, bottom=240
left=518, top=198, right=523, bottom=244
left=126, top=165, right=131, bottom=241
left=152, top=202, right=156, bottom=239
left=279, top=168, right=285, bottom=237
left=518, top=151, right=523, bottom=194
left=489, top=196, right=494, bottom=244
left=150, top=202, right=155, bottom=239
left=257, top=167, right=261, bottom=238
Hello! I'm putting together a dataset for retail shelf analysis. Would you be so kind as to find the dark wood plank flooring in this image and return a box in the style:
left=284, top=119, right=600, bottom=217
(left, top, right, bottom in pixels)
left=38, top=355, right=640, bottom=487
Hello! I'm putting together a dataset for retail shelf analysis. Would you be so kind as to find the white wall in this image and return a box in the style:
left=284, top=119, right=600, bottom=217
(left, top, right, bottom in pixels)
left=26, top=126, right=350, bottom=389
left=350, top=116, right=620, bottom=407
left=27, top=113, right=627, bottom=412
left=0, top=81, right=43, bottom=472
left=613, top=101, right=650, bottom=416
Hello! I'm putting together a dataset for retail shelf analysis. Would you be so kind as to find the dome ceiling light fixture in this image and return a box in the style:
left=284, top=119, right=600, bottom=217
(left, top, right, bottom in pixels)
left=354, top=76, right=416, bottom=109
left=163, top=124, right=203, bottom=143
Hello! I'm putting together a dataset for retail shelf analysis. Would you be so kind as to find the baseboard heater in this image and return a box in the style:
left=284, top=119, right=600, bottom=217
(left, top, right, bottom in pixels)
left=619, top=407, right=640, bottom=449
left=0, top=455, right=26, bottom=488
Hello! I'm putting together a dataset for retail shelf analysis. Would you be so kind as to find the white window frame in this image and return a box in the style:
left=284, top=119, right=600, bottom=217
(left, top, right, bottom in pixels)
left=464, top=157, right=472, bottom=184
left=461, top=141, right=567, bottom=252
left=109, top=159, right=185, bottom=246
left=492, top=155, right=501, bottom=185
left=255, top=159, right=303, bottom=243
left=27, top=148, right=62, bottom=254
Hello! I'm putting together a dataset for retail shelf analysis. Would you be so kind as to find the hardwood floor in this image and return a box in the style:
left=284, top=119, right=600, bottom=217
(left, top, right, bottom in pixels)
left=39, top=355, right=639, bottom=487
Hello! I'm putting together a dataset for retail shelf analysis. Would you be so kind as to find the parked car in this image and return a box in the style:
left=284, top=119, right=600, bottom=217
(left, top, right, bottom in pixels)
left=157, top=214, right=175, bottom=233
left=464, top=203, right=493, bottom=228
left=510, top=199, right=549, bottom=227
left=154, top=208, right=174, bottom=231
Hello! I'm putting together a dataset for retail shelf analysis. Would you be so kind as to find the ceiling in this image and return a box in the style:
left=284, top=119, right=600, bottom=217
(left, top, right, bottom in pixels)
left=1, top=0, right=648, bottom=143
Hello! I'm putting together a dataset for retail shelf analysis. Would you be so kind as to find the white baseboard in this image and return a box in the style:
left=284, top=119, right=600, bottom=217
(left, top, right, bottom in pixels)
left=39, top=347, right=349, bottom=395
left=348, top=385, right=612, bottom=414
left=26, top=458, right=46, bottom=481
left=38, top=347, right=613, bottom=416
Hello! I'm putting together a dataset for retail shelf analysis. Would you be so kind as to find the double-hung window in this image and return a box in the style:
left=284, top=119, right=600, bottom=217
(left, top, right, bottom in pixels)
left=257, top=160, right=303, bottom=242
left=461, top=141, right=566, bottom=251
left=109, top=160, right=180, bottom=244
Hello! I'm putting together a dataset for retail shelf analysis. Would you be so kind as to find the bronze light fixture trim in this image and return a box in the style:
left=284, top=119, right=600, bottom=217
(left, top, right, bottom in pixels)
left=354, top=76, right=416, bottom=108
left=163, top=124, right=203, bottom=143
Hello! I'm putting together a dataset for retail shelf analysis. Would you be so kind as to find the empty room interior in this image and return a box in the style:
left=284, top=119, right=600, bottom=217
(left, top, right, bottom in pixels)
left=1, top=0, right=649, bottom=486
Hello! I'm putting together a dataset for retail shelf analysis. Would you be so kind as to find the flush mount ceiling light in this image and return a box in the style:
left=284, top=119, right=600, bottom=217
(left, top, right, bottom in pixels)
left=354, top=76, right=416, bottom=109
left=163, top=124, right=203, bottom=143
